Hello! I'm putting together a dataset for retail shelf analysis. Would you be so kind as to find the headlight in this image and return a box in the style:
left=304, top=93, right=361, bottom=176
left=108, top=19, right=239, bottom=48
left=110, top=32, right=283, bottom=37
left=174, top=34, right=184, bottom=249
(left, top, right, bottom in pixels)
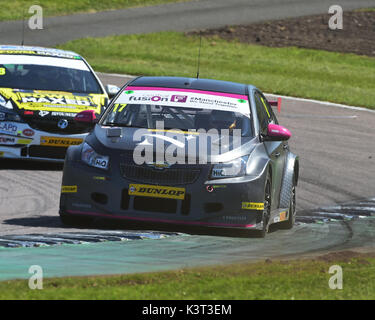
left=0, top=97, right=21, bottom=122
left=211, top=156, right=248, bottom=178
left=0, top=110, right=22, bottom=122
left=81, top=142, right=109, bottom=170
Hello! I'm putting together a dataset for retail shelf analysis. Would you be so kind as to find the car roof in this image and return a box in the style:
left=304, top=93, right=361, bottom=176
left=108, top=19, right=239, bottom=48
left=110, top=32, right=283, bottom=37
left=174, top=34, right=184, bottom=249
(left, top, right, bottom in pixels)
left=130, top=76, right=256, bottom=95
left=0, top=45, right=81, bottom=60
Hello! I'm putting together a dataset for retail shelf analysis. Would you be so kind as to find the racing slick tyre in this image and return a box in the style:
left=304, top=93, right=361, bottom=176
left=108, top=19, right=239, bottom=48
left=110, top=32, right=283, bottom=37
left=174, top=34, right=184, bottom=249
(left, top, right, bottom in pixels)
left=254, top=171, right=271, bottom=238
left=279, top=178, right=296, bottom=230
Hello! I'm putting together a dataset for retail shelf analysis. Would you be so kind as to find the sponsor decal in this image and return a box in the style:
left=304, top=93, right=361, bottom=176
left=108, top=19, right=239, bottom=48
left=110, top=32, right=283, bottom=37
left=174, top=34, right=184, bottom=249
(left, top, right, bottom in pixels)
left=51, top=111, right=76, bottom=117
left=17, top=138, right=32, bottom=145
left=0, top=49, right=80, bottom=60
left=171, top=95, right=188, bottom=103
left=223, top=215, right=248, bottom=222
left=61, top=185, right=77, bottom=193
left=117, top=87, right=250, bottom=116
left=93, top=176, right=109, bottom=181
left=128, top=94, right=169, bottom=103
left=146, top=128, right=199, bottom=135
left=279, top=211, right=287, bottom=221
left=0, top=50, right=35, bottom=55
left=0, top=122, right=17, bottom=132
left=128, top=184, right=185, bottom=200
left=0, top=88, right=106, bottom=114
left=39, top=111, right=49, bottom=117
left=21, top=95, right=93, bottom=107
left=40, top=136, right=83, bottom=147
left=241, top=202, right=265, bottom=210
left=22, top=129, right=35, bottom=137
left=274, top=211, right=287, bottom=222
left=206, top=185, right=227, bottom=192
left=20, top=93, right=94, bottom=109
left=212, top=185, right=227, bottom=189
left=0, top=136, right=15, bottom=144
left=93, top=158, right=109, bottom=169
left=212, top=168, right=226, bottom=178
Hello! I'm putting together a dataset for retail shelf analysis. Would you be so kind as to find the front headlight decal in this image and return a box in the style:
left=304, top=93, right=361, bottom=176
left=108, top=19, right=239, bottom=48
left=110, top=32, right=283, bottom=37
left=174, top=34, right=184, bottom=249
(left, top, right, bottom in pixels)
left=81, top=142, right=109, bottom=170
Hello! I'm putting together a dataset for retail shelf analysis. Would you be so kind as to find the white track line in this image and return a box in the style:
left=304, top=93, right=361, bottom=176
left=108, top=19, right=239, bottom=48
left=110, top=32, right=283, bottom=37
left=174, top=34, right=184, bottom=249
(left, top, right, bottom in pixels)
left=97, top=72, right=375, bottom=114
left=96, top=72, right=135, bottom=78
left=266, top=93, right=375, bottom=114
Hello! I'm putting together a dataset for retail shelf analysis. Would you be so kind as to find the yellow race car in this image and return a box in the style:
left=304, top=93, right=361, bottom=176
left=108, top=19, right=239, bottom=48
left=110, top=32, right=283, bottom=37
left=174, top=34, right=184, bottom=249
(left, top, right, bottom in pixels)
left=0, top=45, right=114, bottom=161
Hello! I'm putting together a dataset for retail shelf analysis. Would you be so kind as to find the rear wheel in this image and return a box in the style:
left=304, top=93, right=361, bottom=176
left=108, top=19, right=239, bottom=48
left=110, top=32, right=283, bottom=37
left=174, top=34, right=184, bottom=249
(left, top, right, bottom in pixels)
left=280, top=180, right=296, bottom=230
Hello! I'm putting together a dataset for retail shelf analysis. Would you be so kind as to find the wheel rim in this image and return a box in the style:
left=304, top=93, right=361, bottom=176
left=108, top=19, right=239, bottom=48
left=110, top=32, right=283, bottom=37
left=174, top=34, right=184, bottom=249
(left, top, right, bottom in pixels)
left=290, top=185, right=296, bottom=222
left=263, top=180, right=271, bottom=232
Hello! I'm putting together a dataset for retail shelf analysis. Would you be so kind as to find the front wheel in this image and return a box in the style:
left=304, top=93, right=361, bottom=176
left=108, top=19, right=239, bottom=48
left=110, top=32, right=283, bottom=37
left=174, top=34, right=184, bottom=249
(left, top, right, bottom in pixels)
left=254, top=173, right=271, bottom=238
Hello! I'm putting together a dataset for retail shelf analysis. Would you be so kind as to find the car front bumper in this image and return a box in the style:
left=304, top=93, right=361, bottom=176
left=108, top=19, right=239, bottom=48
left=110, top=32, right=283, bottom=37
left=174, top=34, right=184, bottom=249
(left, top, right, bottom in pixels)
left=0, top=121, right=88, bottom=162
left=59, top=153, right=269, bottom=230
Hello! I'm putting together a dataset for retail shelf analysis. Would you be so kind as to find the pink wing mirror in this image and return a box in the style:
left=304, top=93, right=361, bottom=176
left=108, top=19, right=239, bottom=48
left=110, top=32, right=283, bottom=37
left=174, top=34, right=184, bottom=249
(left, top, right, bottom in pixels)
left=266, top=123, right=291, bottom=141
left=74, top=110, right=97, bottom=123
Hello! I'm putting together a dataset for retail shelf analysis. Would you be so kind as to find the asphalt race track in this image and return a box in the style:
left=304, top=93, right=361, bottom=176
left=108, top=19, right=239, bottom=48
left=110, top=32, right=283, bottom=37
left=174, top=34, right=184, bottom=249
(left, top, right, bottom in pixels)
left=1, top=72, right=374, bottom=234
left=0, top=72, right=374, bottom=280
left=0, top=0, right=375, bottom=279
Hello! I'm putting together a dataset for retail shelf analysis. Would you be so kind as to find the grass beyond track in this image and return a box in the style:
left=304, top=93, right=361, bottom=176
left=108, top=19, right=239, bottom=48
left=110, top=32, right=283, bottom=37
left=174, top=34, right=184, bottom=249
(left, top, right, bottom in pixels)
left=59, top=32, right=375, bottom=109
left=0, top=0, right=187, bottom=21
left=355, top=8, right=375, bottom=12
left=1, top=254, right=375, bottom=299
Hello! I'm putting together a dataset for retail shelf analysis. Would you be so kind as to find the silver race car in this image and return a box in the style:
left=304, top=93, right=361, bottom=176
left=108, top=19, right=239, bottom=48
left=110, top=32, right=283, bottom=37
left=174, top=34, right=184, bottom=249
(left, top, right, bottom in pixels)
left=0, top=45, right=117, bottom=161
left=60, top=76, right=299, bottom=237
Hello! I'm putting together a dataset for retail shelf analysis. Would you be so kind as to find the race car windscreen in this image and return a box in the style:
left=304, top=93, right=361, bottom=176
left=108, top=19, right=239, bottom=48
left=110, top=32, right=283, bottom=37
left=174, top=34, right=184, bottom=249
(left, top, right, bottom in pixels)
left=0, top=55, right=102, bottom=94
left=102, top=88, right=253, bottom=136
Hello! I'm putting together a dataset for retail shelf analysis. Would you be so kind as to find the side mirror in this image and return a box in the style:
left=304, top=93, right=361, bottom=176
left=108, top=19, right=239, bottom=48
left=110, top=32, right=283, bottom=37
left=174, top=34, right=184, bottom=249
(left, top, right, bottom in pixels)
left=105, top=84, right=120, bottom=99
left=74, top=110, right=97, bottom=124
left=265, top=123, right=291, bottom=141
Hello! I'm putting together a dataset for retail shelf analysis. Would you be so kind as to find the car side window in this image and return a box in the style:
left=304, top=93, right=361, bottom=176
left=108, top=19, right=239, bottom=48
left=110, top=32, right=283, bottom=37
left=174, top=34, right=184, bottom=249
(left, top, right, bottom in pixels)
left=254, top=92, right=269, bottom=135
left=258, top=92, right=279, bottom=125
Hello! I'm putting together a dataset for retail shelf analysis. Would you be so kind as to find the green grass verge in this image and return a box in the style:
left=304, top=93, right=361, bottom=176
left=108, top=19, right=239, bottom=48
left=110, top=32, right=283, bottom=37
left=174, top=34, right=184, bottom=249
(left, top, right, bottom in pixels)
left=355, top=8, right=375, bottom=12
left=1, top=256, right=375, bottom=299
left=0, top=0, right=188, bottom=21
left=58, top=32, right=375, bottom=109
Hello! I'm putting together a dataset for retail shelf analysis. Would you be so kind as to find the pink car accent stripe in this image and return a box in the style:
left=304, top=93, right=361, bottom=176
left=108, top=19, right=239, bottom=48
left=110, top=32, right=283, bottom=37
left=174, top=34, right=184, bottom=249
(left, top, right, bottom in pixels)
left=126, top=86, right=248, bottom=100
left=66, top=210, right=255, bottom=228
